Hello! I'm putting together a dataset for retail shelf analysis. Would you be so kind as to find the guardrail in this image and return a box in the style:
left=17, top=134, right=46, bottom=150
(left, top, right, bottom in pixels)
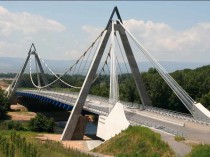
left=17, top=89, right=210, bottom=126
left=129, top=117, right=185, bottom=137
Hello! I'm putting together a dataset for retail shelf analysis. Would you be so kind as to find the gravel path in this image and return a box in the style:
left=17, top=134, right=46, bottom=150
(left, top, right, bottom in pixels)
left=153, top=129, right=192, bottom=157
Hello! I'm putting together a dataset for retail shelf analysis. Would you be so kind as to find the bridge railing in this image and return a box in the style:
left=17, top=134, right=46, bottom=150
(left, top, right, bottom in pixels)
left=129, top=117, right=185, bottom=137
left=145, top=105, right=192, bottom=118
left=17, top=89, right=210, bottom=125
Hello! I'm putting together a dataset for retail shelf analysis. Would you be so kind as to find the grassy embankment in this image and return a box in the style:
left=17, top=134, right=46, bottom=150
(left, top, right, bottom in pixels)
left=0, top=130, right=92, bottom=157
left=187, top=144, right=210, bottom=157
left=93, top=125, right=175, bottom=157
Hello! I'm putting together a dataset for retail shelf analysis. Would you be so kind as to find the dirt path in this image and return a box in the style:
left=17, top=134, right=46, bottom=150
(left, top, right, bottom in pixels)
left=7, top=104, right=36, bottom=121
left=35, top=134, right=111, bottom=157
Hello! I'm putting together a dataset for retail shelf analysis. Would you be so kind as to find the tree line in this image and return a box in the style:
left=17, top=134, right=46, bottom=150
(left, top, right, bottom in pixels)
left=2, top=65, right=210, bottom=114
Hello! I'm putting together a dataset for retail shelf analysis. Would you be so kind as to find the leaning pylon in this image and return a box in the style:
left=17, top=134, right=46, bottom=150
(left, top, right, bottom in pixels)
left=61, top=6, right=151, bottom=140
left=5, top=43, right=48, bottom=98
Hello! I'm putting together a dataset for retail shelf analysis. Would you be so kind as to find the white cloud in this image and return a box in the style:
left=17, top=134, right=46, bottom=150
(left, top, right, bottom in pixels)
left=82, top=25, right=103, bottom=42
left=64, top=50, right=81, bottom=59
left=80, top=19, right=210, bottom=62
left=0, top=6, right=67, bottom=59
left=123, top=19, right=210, bottom=61
left=1, top=4, right=210, bottom=63
left=0, top=6, right=66, bottom=37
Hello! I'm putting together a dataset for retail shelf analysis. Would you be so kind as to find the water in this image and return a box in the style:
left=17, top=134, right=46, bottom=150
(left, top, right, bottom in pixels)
left=85, top=122, right=97, bottom=134
left=56, top=121, right=97, bottom=135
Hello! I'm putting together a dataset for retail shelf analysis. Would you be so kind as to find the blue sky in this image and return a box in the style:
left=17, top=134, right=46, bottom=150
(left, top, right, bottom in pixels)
left=0, top=1, right=210, bottom=62
left=2, top=2, right=210, bottom=29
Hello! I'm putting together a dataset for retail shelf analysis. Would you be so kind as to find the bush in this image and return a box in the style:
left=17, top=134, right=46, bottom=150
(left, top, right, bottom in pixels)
left=28, top=113, right=54, bottom=133
left=174, top=135, right=185, bottom=142
left=0, top=88, right=10, bottom=118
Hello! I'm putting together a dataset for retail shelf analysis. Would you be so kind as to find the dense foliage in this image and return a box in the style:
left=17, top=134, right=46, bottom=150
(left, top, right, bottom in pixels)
left=28, top=113, right=54, bottom=133
left=4, top=64, right=210, bottom=113
left=143, top=66, right=210, bottom=112
left=0, top=73, right=16, bottom=78
left=0, top=88, right=10, bottom=118
left=92, top=65, right=210, bottom=113
left=93, top=125, right=174, bottom=157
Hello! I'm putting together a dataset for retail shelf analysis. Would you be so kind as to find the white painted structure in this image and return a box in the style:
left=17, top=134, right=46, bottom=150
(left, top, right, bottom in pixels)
left=194, top=103, right=210, bottom=119
left=96, top=102, right=130, bottom=141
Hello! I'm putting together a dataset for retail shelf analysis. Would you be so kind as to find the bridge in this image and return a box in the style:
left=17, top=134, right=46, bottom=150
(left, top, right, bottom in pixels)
left=5, top=7, right=210, bottom=142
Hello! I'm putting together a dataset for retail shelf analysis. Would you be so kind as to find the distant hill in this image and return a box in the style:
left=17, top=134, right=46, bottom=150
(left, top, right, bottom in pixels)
left=0, top=57, right=209, bottom=74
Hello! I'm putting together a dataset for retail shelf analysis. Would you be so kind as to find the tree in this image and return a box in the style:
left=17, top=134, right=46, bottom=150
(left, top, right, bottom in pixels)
left=0, top=88, right=10, bottom=118
left=28, top=113, right=54, bottom=133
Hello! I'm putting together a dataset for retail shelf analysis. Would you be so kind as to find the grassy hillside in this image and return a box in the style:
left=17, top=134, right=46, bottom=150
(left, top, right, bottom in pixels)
left=0, top=130, right=92, bottom=157
left=93, top=126, right=174, bottom=157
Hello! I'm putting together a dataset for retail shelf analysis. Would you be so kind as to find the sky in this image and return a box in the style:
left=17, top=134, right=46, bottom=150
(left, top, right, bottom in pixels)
left=0, top=1, right=210, bottom=63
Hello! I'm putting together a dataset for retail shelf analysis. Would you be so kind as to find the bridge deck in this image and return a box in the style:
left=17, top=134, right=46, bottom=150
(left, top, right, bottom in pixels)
left=16, top=89, right=210, bottom=144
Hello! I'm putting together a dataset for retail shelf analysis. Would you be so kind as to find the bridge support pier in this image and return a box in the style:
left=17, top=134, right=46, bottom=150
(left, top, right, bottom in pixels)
left=71, top=116, right=88, bottom=140
left=193, top=103, right=210, bottom=123
left=61, top=28, right=111, bottom=140
left=61, top=7, right=151, bottom=140
left=97, top=102, right=130, bottom=141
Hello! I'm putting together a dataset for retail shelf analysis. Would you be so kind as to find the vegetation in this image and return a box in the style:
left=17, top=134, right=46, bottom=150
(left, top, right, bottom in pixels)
left=187, top=144, right=210, bottom=157
left=28, top=113, right=54, bottom=133
left=3, top=65, right=210, bottom=113
left=0, top=131, right=38, bottom=157
left=0, top=113, right=54, bottom=133
left=93, top=126, right=174, bottom=157
left=174, top=135, right=185, bottom=142
left=0, top=73, right=16, bottom=78
left=0, top=88, right=10, bottom=118
left=0, top=120, right=27, bottom=131
left=0, top=131, right=92, bottom=157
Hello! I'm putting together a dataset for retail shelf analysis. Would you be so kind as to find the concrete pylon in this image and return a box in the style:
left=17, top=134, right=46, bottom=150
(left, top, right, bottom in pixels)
left=61, top=6, right=151, bottom=140
left=7, top=43, right=48, bottom=98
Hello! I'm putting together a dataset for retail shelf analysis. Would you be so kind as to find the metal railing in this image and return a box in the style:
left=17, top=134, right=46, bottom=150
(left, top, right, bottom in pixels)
left=17, top=89, right=210, bottom=126
left=129, top=117, right=185, bottom=137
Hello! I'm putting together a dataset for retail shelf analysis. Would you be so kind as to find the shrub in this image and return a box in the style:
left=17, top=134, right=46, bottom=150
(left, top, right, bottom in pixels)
left=0, top=88, right=10, bottom=118
left=174, top=135, right=185, bottom=142
left=28, top=113, right=54, bottom=133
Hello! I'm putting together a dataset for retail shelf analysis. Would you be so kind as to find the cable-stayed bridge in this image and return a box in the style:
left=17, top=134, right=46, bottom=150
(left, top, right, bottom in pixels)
left=5, top=7, right=210, bottom=142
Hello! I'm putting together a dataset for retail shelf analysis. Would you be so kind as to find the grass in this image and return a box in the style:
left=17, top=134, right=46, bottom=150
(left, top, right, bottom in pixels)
left=174, top=135, right=185, bottom=142
left=186, top=144, right=210, bottom=157
left=93, top=125, right=175, bottom=157
left=0, top=130, right=92, bottom=157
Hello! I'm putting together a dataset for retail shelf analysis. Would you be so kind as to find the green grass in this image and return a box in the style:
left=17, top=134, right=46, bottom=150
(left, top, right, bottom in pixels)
left=93, top=126, right=175, bottom=157
left=174, top=135, right=185, bottom=142
left=0, top=130, right=92, bottom=157
left=186, top=144, right=210, bottom=157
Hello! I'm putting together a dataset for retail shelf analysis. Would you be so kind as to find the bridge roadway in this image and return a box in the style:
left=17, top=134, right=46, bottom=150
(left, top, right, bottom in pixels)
left=16, top=89, right=210, bottom=144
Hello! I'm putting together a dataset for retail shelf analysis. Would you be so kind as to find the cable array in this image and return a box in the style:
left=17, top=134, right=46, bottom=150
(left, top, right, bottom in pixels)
left=28, top=30, right=105, bottom=90
left=117, top=20, right=195, bottom=113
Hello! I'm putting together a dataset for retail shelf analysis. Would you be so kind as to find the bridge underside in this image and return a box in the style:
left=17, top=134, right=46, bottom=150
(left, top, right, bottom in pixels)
left=16, top=91, right=100, bottom=116
left=6, top=7, right=210, bottom=142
